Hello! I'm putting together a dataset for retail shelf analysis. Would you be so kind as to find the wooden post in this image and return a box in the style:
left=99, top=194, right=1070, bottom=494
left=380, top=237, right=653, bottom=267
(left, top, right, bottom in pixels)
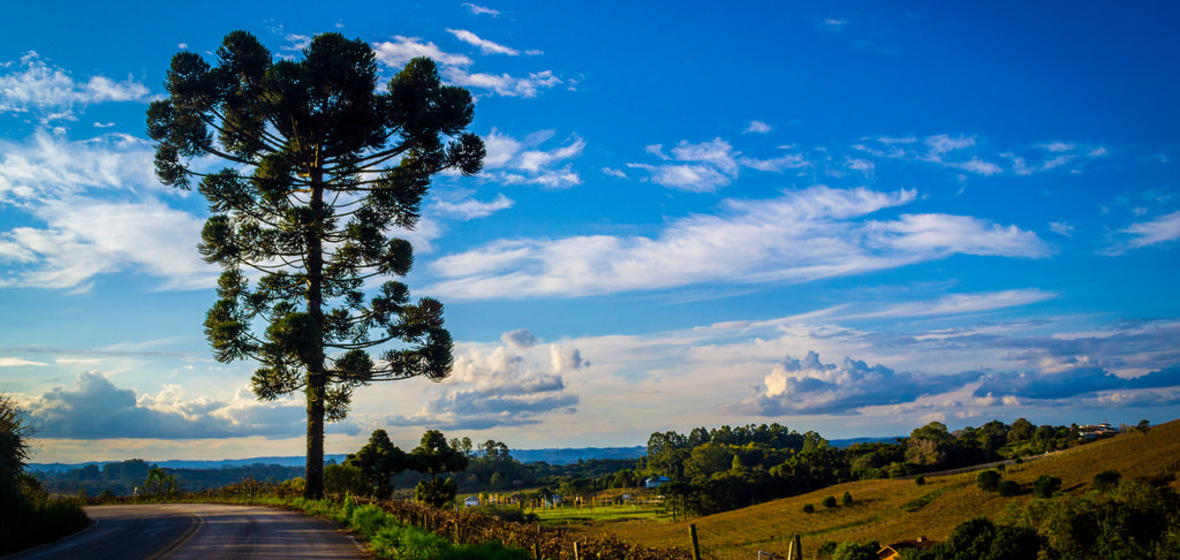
left=786, top=539, right=794, bottom=560
left=792, top=534, right=802, bottom=560
left=689, top=524, right=702, bottom=560
left=533, top=542, right=541, bottom=560
left=573, top=541, right=581, bottom=560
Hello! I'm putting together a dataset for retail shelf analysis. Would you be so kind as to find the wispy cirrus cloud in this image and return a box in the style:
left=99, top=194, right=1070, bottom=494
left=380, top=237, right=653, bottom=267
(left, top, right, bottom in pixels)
left=372, top=36, right=560, bottom=98
left=462, top=3, right=500, bottom=16
left=1106, top=210, right=1180, bottom=254
left=447, top=29, right=520, bottom=55
left=431, top=193, right=514, bottom=220
left=480, top=129, right=584, bottom=189
left=0, top=52, right=151, bottom=122
left=628, top=137, right=809, bottom=192
left=426, top=186, right=1050, bottom=299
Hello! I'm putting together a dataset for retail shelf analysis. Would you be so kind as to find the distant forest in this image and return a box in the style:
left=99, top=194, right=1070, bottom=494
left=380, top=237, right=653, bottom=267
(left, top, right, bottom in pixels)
left=35, top=417, right=1132, bottom=516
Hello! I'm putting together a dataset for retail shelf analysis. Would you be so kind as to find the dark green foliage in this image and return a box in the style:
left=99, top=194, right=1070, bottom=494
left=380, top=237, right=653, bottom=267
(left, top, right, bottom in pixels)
left=977, top=470, right=1001, bottom=492
left=817, top=540, right=837, bottom=557
left=803, top=503, right=815, bottom=513
left=415, top=477, right=458, bottom=509
left=832, top=540, right=879, bottom=560
left=324, top=463, right=372, bottom=496
left=908, top=517, right=1040, bottom=560
left=842, top=491, right=853, bottom=505
left=1092, top=469, right=1121, bottom=492
left=142, top=467, right=180, bottom=499
left=998, top=480, right=1021, bottom=497
left=345, top=429, right=408, bottom=498
left=1032, top=475, right=1061, bottom=498
left=1, top=396, right=89, bottom=555
left=915, top=475, right=926, bottom=486
left=464, top=505, right=539, bottom=524
left=823, top=495, right=838, bottom=508
left=149, top=31, right=484, bottom=498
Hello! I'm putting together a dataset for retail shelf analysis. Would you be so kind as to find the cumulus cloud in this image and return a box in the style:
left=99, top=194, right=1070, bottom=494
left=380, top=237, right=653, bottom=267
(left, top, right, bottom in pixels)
left=22, top=372, right=355, bottom=439
left=0, top=52, right=151, bottom=121
left=426, top=186, right=1049, bottom=299
left=372, top=36, right=473, bottom=68
left=479, top=129, right=584, bottom=189
left=737, top=351, right=983, bottom=415
left=385, top=332, right=582, bottom=430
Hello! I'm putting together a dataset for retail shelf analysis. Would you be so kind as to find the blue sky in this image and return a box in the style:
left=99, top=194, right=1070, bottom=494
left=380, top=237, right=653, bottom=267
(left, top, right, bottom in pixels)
left=2, top=1, right=1179, bottom=463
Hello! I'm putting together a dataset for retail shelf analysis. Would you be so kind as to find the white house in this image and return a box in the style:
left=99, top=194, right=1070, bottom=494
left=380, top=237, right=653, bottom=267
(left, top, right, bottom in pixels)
left=464, top=496, right=480, bottom=508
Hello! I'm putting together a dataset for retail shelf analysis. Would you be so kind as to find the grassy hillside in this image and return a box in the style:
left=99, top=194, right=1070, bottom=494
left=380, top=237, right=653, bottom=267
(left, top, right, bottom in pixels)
left=575, top=419, right=1180, bottom=560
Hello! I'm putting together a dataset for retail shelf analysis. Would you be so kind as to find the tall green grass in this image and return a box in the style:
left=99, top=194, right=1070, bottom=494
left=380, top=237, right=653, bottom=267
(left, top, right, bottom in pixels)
left=0, top=496, right=89, bottom=555
left=288, top=495, right=531, bottom=560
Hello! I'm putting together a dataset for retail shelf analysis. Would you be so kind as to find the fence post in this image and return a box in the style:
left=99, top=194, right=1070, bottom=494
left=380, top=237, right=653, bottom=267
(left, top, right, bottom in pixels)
left=573, top=541, right=581, bottom=560
left=690, top=524, right=702, bottom=560
left=533, top=542, right=541, bottom=560
left=791, top=534, right=802, bottom=560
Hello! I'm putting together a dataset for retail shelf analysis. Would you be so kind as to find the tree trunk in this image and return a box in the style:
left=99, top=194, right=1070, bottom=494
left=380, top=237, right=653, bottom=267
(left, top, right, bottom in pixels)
left=304, top=173, right=327, bottom=499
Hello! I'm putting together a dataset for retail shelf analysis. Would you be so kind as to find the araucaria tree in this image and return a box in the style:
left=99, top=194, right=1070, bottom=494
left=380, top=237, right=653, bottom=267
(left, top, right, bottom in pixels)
left=147, top=30, right=485, bottom=498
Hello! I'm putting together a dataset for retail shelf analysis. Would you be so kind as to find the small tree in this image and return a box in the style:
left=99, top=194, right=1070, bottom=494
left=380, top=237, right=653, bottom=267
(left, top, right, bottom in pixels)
left=142, top=468, right=179, bottom=500
left=915, top=475, right=926, bottom=486
left=977, top=470, right=1001, bottom=492
left=345, top=429, right=407, bottom=498
left=998, top=479, right=1020, bottom=497
left=148, top=30, right=485, bottom=499
left=324, top=463, right=372, bottom=496
left=1032, top=475, right=1061, bottom=498
left=823, top=495, right=838, bottom=508
left=411, top=430, right=468, bottom=508
left=803, top=503, right=815, bottom=513
left=842, top=491, right=853, bottom=505
left=0, top=395, right=32, bottom=510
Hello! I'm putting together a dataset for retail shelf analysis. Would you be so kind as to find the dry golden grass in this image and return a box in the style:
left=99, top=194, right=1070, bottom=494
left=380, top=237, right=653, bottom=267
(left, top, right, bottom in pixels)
left=572, top=419, right=1180, bottom=560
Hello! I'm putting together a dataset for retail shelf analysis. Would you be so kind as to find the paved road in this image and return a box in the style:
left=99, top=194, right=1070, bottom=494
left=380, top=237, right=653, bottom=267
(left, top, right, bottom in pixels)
left=6, top=503, right=364, bottom=560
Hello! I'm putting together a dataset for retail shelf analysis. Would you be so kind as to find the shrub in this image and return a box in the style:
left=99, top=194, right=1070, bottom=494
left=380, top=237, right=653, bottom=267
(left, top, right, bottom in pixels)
left=977, top=470, right=1001, bottom=492
left=1092, top=470, right=1121, bottom=492
left=416, top=478, right=458, bottom=509
left=816, top=540, right=838, bottom=558
left=998, top=479, right=1020, bottom=497
left=842, top=491, right=853, bottom=505
left=915, top=475, right=926, bottom=486
left=1032, top=475, right=1061, bottom=498
left=832, top=540, right=879, bottom=560
left=822, top=495, right=838, bottom=508
left=802, top=504, right=815, bottom=514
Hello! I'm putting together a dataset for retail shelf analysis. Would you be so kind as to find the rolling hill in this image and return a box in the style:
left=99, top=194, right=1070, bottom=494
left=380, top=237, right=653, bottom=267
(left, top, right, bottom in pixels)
left=576, top=419, right=1180, bottom=560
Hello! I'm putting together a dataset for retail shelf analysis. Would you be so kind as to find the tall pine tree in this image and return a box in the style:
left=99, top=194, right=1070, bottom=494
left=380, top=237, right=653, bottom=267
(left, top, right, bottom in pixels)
left=147, top=30, right=484, bottom=498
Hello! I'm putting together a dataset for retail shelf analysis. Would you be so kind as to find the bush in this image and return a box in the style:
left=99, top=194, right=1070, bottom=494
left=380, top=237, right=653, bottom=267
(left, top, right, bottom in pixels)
left=802, top=503, right=815, bottom=514
left=998, top=479, right=1020, bottom=497
left=466, top=505, right=539, bottom=524
left=1092, top=470, right=1121, bottom=492
left=832, top=540, right=879, bottom=560
left=416, top=478, right=458, bottom=509
left=842, top=491, right=853, bottom=505
left=816, top=540, right=838, bottom=558
left=822, top=495, right=838, bottom=508
left=1032, top=475, right=1061, bottom=498
left=915, top=475, right=926, bottom=486
left=324, top=463, right=373, bottom=497
left=977, top=470, right=1001, bottom=492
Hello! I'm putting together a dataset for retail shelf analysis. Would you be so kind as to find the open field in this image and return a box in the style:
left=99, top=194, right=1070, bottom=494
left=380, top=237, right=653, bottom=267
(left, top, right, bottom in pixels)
left=571, top=420, right=1180, bottom=560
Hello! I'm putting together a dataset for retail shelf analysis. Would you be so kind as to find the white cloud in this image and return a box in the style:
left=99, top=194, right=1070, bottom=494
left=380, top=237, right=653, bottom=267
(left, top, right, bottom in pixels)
left=744, top=120, right=772, bottom=134
left=631, top=137, right=812, bottom=192
left=1049, top=221, right=1075, bottom=237
left=384, top=333, right=581, bottom=430
left=431, top=193, right=514, bottom=220
left=626, top=163, right=730, bottom=193
left=0, top=130, right=160, bottom=203
left=427, top=186, right=1049, bottom=299
left=372, top=36, right=473, bottom=69
left=479, top=129, right=584, bottom=189
left=0, top=52, right=150, bottom=121
left=1114, top=210, right=1180, bottom=252
left=0, top=358, right=46, bottom=367
left=463, top=3, right=500, bottom=16
left=602, top=167, right=627, bottom=179
left=444, top=67, right=561, bottom=98
left=447, top=29, right=520, bottom=56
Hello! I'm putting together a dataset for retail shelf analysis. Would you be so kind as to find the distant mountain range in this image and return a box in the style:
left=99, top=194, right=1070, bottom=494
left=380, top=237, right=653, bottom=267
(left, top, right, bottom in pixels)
left=28, top=438, right=900, bottom=473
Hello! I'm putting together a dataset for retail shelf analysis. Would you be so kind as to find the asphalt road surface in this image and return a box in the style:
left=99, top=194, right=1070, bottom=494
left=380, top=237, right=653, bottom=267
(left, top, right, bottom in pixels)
left=6, top=503, right=365, bottom=560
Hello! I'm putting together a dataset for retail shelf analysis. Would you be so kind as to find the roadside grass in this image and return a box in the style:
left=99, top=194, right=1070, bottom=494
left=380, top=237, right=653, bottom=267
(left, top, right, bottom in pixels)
left=0, top=495, right=90, bottom=555
left=572, top=419, right=1180, bottom=560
